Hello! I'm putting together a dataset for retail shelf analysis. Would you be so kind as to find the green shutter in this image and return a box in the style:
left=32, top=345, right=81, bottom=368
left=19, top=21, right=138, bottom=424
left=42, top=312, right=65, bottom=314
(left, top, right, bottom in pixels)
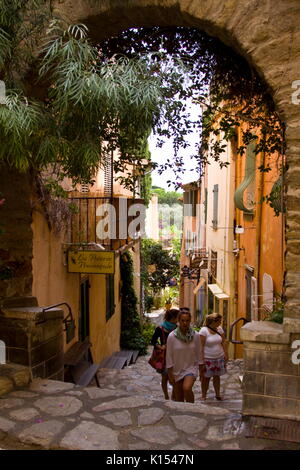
left=212, top=184, right=219, bottom=229
left=106, top=274, right=115, bottom=321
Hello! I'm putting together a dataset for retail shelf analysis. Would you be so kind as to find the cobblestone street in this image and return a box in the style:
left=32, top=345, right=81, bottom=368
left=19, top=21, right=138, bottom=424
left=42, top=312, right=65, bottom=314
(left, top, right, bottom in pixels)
left=0, top=348, right=300, bottom=451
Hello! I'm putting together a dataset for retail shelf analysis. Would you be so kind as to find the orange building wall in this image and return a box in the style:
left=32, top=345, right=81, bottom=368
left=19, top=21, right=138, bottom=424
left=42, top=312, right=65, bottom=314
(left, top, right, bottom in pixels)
left=234, top=128, right=284, bottom=357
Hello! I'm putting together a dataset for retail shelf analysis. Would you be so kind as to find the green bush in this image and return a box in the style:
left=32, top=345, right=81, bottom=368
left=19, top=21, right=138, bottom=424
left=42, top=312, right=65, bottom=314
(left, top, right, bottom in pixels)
left=142, top=322, right=156, bottom=345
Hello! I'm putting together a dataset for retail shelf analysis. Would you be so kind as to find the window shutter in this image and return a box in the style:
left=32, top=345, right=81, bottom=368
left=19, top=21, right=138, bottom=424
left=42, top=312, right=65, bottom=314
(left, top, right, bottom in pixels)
left=204, top=188, right=208, bottom=224
left=212, top=184, right=219, bottom=229
left=263, top=273, right=273, bottom=312
left=192, top=190, right=197, bottom=217
left=106, top=274, right=115, bottom=321
left=251, top=276, right=258, bottom=320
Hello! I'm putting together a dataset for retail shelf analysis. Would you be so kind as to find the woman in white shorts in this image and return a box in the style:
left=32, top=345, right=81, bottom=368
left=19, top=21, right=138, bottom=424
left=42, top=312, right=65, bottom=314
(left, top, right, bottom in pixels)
left=199, top=313, right=228, bottom=401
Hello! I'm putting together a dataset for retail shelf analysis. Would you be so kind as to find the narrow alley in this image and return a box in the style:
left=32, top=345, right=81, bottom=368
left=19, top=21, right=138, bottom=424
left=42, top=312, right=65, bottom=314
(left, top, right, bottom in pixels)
left=0, top=345, right=300, bottom=451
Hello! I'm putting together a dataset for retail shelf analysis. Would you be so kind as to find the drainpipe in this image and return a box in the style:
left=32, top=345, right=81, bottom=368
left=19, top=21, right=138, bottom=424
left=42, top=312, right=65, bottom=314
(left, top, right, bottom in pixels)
left=255, top=150, right=265, bottom=311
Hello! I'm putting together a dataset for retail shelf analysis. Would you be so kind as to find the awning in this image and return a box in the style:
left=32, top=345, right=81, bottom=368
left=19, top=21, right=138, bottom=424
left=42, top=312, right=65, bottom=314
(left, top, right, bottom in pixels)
left=193, top=277, right=206, bottom=295
left=207, top=283, right=223, bottom=295
left=215, top=292, right=229, bottom=300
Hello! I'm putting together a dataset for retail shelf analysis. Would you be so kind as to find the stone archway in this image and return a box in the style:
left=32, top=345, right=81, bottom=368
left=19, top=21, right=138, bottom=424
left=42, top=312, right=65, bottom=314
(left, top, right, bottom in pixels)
left=54, top=0, right=300, bottom=321
left=51, top=0, right=300, bottom=421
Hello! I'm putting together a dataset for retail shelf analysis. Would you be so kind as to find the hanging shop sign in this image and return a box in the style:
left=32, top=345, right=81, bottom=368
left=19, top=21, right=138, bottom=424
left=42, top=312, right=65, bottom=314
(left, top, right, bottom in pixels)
left=68, top=250, right=115, bottom=274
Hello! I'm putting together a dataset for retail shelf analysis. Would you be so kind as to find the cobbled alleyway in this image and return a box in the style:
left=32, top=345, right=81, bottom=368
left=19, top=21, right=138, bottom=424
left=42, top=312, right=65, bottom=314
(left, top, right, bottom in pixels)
left=1, top=347, right=300, bottom=451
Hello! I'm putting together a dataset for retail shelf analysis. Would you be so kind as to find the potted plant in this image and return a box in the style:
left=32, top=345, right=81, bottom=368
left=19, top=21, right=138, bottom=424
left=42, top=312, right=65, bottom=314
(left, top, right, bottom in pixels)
left=165, top=296, right=172, bottom=310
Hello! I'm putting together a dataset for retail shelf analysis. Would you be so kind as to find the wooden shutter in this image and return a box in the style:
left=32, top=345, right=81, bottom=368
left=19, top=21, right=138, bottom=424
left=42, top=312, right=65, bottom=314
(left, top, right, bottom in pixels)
left=251, top=276, right=258, bottom=320
left=212, top=184, right=218, bottom=229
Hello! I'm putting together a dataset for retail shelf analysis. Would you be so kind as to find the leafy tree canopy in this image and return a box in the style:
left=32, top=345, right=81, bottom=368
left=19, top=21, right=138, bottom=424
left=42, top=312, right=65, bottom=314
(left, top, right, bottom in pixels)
left=0, top=3, right=284, bottom=209
left=141, top=239, right=179, bottom=293
left=151, top=187, right=182, bottom=205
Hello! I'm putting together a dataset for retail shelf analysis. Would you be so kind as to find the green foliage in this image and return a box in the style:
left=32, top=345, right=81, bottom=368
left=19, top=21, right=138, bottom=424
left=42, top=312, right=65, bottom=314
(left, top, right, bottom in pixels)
left=265, top=300, right=284, bottom=324
left=141, top=239, right=179, bottom=294
left=141, top=321, right=156, bottom=345
left=0, top=8, right=285, bottom=202
left=120, top=252, right=147, bottom=355
left=151, top=187, right=182, bottom=205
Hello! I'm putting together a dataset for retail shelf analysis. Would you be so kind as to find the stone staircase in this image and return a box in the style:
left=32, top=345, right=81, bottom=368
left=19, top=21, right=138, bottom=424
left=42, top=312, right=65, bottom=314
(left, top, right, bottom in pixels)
left=0, top=363, right=30, bottom=396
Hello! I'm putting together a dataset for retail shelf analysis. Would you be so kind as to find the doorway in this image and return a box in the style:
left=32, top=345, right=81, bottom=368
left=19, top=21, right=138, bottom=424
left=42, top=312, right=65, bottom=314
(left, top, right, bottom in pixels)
left=79, top=278, right=90, bottom=342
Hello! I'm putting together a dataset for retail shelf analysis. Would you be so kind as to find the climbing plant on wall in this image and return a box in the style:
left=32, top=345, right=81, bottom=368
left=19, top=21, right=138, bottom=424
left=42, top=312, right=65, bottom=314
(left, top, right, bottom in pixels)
left=120, top=252, right=147, bottom=355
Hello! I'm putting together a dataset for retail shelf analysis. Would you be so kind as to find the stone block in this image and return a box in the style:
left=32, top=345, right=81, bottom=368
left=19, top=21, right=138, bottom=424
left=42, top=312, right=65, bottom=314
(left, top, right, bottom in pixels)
left=265, top=374, right=300, bottom=399
left=243, top=347, right=298, bottom=375
left=0, top=324, right=28, bottom=349
left=7, top=347, right=29, bottom=366
left=240, top=321, right=289, bottom=344
left=45, top=353, right=64, bottom=378
left=242, top=372, right=265, bottom=394
left=31, top=362, right=46, bottom=379
left=243, top=393, right=300, bottom=421
left=0, top=377, right=13, bottom=396
left=31, top=334, right=63, bottom=366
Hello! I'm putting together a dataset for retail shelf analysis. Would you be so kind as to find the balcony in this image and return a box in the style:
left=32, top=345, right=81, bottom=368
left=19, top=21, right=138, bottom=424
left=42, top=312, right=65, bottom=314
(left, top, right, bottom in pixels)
left=67, top=196, right=143, bottom=250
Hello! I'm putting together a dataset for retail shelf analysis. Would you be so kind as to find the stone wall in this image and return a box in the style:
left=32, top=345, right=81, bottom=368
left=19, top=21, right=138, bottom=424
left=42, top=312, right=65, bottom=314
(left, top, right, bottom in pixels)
left=0, top=301, right=64, bottom=381
left=0, top=167, right=33, bottom=299
left=241, top=322, right=300, bottom=420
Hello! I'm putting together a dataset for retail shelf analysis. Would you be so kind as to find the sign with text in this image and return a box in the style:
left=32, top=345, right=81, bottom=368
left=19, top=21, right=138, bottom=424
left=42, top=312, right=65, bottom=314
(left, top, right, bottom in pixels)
left=68, top=250, right=115, bottom=274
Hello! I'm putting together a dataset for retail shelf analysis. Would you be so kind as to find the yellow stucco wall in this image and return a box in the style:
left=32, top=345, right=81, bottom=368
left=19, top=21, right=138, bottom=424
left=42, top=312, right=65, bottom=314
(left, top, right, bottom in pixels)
left=31, top=208, right=80, bottom=352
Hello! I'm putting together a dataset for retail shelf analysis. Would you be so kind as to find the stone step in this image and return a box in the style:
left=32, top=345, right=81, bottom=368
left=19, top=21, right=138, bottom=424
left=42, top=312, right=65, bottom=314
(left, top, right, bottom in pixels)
left=0, top=363, right=30, bottom=396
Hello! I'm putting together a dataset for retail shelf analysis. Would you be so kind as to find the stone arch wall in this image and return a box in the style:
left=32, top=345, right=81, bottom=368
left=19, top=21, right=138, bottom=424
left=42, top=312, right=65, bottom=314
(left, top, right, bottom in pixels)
left=53, top=0, right=300, bottom=321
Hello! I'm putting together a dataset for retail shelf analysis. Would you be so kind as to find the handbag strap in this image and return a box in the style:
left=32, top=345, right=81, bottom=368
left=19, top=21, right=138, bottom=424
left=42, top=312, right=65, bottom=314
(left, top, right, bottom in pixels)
left=160, top=326, right=166, bottom=345
left=207, top=326, right=222, bottom=337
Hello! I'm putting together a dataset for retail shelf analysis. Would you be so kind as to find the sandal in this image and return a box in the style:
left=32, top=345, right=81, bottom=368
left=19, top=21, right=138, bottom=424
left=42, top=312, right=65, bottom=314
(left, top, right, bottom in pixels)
left=215, top=396, right=223, bottom=401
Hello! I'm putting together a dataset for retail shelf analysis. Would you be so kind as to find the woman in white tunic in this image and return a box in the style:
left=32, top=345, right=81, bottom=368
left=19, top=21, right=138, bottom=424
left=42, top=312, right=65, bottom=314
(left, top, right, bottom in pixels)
left=166, top=311, right=200, bottom=402
left=199, top=313, right=228, bottom=401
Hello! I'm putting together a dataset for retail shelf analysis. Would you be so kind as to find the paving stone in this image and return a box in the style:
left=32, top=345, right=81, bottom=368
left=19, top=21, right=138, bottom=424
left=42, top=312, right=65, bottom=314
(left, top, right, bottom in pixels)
left=206, top=425, right=236, bottom=441
left=165, top=401, right=231, bottom=416
left=187, top=436, right=209, bottom=448
left=0, top=398, right=24, bottom=409
left=93, top=396, right=152, bottom=412
left=128, top=441, right=151, bottom=450
left=170, top=415, right=207, bottom=434
left=9, top=391, right=38, bottom=398
left=60, top=421, right=119, bottom=450
left=9, top=408, right=40, bottom=422
left=65, top=391, right=83, bottom=396
left=0, top=416, right=16, bottom=432
left=30, top=379, right=74, bottom=394
left=221, top=442, right=240, bottom=450
left=34, top=396, right=82, bottom=416
left=80, top=412, right=94, bottom=419
left=18, top=420, right=65, bottom=448
left=131, top=425, right=178, bottom=445
left=171, top=444, right=195, bottom=450
left=102, top=410, right=132, bottom=427
left=85, top=387, right=126, bottom=400
left=138, top=408, right=165, bottom=426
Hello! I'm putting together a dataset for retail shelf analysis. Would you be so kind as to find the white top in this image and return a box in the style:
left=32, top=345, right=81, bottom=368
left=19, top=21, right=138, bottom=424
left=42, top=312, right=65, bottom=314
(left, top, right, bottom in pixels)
left=166, top=331, right=200, bottom=382
left=199, top=326, right=224, bottom=359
